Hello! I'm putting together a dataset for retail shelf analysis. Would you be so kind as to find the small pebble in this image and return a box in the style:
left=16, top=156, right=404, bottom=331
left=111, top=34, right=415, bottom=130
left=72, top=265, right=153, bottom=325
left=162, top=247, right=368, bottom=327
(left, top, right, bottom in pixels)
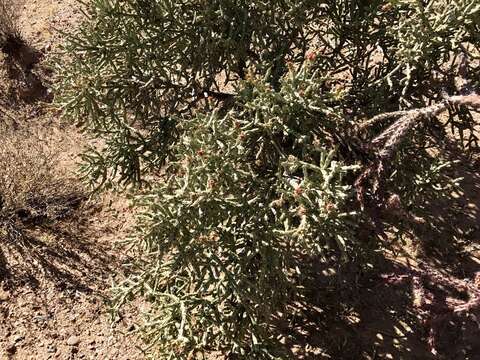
left=67, top=336, right=80, bottom=346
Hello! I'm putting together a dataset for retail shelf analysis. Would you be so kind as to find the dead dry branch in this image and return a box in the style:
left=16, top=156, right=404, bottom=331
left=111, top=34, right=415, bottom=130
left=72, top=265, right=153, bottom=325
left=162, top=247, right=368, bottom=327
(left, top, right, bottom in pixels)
left=356, top=93, right=480, bottom=209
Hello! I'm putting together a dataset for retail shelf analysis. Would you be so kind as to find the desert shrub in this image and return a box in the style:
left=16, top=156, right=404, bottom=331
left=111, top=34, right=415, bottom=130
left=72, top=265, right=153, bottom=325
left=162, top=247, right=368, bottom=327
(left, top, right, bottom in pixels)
left=56, top=0, right=480, bottom=358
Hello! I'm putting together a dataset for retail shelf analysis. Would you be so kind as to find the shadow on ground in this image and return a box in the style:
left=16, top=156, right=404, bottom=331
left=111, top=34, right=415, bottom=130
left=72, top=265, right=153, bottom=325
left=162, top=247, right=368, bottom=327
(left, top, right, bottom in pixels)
left=0, top=202, right=122, bottom=296
left=283, top=139, right=480, bottom=359
left=1, top=33, right=52, bottom=104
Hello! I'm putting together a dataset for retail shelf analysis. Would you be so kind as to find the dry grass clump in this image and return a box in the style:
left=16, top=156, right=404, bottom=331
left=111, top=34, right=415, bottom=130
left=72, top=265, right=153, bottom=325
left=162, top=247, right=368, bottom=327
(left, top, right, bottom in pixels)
left=0, top=124, right=85, bottom=232
left=0, top=0, right=21, bottom=46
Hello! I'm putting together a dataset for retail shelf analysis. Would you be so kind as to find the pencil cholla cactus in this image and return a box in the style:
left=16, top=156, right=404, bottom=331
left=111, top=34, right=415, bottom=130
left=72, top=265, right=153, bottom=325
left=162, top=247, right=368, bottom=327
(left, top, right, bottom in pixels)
left=113, top=67, right=359, bottom=358
left=56, top=0, right=480, bottom=358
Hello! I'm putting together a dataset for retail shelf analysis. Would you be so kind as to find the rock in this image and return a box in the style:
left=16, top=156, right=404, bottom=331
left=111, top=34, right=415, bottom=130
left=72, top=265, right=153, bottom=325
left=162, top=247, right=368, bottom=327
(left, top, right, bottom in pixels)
left=47, top=345, right=56, bottom=353
left=291, top=346, right=302, bottom=356
left=13, top=334, right=25, bottom=343
left=0, top=290, right=9, bottom=302
left=67, top=336, right=80, bottom=346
